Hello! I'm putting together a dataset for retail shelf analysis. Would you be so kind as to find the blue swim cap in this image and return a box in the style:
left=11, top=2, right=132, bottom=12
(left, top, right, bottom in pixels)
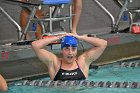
left=61, top=36, right=78, bottom=49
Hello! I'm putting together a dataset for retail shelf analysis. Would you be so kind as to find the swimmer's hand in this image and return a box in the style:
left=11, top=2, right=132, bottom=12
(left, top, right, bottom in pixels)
left=65, top=33, right=88, bottom=40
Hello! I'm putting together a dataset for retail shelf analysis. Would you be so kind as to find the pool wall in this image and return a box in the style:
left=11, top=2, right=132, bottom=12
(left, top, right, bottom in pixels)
left=1, top=38, right=140, bottom=81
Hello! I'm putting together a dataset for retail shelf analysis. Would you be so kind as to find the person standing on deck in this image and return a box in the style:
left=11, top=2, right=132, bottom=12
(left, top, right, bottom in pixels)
left=31, top=33, right=107, bottom=80
left=20, top=0, right=82, bottom=40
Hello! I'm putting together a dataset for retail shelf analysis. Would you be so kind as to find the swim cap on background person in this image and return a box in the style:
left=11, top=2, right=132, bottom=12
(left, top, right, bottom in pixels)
left=61, top=36, right=78, bottom=49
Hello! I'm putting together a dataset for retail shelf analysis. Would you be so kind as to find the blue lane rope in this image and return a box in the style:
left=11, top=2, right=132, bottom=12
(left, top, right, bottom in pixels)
left=15, top=80, right=140, bottom=89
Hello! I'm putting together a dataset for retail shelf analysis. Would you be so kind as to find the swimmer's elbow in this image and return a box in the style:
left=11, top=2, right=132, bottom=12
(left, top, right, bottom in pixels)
left=1, top=85, right=8, bottom=92
left=0, top=83, right=8, bottom=92
left=101, top=40, right=107, bottom=49
left=31, top=41, right=39, bottom=50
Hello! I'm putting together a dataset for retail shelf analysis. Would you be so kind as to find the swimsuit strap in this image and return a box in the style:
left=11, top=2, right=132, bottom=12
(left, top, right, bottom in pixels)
left=60, top=60, right=62, bottom=69
left=75, top=60, right=80, bottom=68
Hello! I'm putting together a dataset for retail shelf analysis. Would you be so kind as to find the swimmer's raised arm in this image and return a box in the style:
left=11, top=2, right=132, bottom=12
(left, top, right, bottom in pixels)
left=70, top=33, right=107, bottom=65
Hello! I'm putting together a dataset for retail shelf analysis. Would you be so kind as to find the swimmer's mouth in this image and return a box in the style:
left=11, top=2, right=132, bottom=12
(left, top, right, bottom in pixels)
left=67, top=56, right=74, bottom=59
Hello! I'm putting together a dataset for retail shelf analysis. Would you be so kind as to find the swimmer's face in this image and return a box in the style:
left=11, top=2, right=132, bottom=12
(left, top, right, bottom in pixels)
left=61, top=46, right=77, bottom=63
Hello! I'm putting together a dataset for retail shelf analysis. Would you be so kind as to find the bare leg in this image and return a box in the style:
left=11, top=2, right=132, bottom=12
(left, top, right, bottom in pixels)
left=34, top=10, right=43, bottom=39
left=71, top=0, right=82, bottom=34
left=20, top=0, right=43, bottom=40
left=20, top=9, right=30, bottom=40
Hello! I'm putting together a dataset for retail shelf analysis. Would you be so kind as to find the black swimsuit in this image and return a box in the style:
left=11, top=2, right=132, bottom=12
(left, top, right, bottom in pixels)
left=53, top=60, right=86, bottom=81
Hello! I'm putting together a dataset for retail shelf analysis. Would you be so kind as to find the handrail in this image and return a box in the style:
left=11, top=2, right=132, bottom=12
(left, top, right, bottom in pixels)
left=0, top=6, right=22, bottom=40
left=93, top=0, right=133, bottom=33
left=93, top=0, right=115, bottom=28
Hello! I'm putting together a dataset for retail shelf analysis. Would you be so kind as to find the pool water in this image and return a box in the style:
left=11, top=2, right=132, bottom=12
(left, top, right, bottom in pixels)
left=6, top=61, right=140, bottom=93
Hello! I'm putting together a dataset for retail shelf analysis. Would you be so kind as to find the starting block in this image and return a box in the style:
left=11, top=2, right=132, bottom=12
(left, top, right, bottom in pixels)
left=43, top=0, right=72, bottom=5
left=130, top=23, right=140, bottom=34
